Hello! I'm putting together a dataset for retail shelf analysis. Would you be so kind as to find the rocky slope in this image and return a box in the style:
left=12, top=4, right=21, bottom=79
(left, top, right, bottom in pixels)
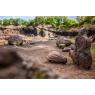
left=0, top=24, right=95, bottom=45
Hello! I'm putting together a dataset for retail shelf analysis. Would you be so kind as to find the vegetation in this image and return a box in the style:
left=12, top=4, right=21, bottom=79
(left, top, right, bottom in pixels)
left=91, top=47, right=95, bottom=54
left=92, top=59, right=95, bottom=61
left=69, top=58, right=73, bottom=62
left=76, top=16, right=95, bottom=26
left=0, top=16, right=95, bottom=29
left=0, top=16, right=78, bottom=28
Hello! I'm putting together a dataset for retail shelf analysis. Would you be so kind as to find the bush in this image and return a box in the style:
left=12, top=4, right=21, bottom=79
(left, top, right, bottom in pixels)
left=91, top=17, right=95, bottom=25
left=91, top=47, right=95, bottom=54
left=78, top=25, right=83, bottom=29
left=69, top=58, right=73, bottom=61
left=51, top=23, right=56, bottom=28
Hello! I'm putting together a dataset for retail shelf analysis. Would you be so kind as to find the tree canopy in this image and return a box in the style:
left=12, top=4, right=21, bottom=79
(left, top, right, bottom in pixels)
left=0, top=16, right=95, bottom=28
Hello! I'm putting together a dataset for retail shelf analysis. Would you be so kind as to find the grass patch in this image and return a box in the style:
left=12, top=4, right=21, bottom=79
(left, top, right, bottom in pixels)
left=91, top=47, right=95, bottom=54
left=0, top=26, right=4, bottom=28
left=49, top=39, right=52, bottom=41
left=89, top=66, right=93, bottom=70
left=78, top=25, right=83, bottom=29
left=5, top=41, right=8, bottom=44
left=71, top=39, right=75, bottom=43
left=93, top=59, right=95, bottom=61
left=69, top=58, right=73, bottom=62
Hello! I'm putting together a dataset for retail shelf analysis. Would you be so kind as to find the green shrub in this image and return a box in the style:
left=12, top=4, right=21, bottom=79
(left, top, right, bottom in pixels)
left=93, top=59, right=95, bottom=61
left=91, top=47, right=95, bottom=54
left=78, top=25, right=83, bottom=29
left=51, top=23, right=56, bottom=28
left=69, top=58, right=73, bottom=61
left=49, top=39, right=52, bottom=41
left=5, top=41, right=8, bottom=44
left=91, top=17, right=95, bottom=25
left=89, top=66, right=93, bottom=70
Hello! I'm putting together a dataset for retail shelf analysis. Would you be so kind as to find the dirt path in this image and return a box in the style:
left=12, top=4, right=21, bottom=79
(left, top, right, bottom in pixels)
left=1, top=40, right=95, bottom=79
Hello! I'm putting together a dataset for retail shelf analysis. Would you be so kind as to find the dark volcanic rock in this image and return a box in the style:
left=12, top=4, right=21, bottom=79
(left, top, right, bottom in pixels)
left=8, top=35, right=23, bottom=45
left=69, top=29, right=92, bottom=69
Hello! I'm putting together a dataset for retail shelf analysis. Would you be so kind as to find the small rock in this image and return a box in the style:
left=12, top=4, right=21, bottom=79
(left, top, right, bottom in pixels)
left=46, top=51, right=67, bottom=64
left=62, top=47, right=71, bottom=52
left=59, top=44, right=65, bottom=49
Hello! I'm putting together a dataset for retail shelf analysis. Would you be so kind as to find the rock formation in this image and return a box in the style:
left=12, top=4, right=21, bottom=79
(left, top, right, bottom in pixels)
left=69, top=29, right=92, bottom=69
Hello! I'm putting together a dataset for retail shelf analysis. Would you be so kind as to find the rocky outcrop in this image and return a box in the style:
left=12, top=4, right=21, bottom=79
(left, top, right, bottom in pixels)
left=69, top=29, right=92, bottom=69
left=1, top=24, right=95, bottom=45
left=8, top=35, right=23, bottom=45
left=0, top=49, right=67, bottom=79
left=46, top=51, right=67, bottom=64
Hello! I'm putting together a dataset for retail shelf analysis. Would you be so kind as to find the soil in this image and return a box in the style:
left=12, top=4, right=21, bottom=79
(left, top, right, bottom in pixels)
left=0, top=40, right=95, bottom=79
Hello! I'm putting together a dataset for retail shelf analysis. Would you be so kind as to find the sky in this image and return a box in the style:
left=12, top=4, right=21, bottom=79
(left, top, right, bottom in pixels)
left=0, top=16, right=77, bottom=21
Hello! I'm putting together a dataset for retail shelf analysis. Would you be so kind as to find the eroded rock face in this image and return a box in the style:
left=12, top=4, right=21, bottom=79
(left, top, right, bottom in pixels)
left=69, top=30, right=92, bottom=69
left=46, top=51, right=67, bottom=64
left=56, top=36, right=73, bottom=47
left=0, top=49, right=67, bottom=79
left=8, top=35, right=23, bottom=45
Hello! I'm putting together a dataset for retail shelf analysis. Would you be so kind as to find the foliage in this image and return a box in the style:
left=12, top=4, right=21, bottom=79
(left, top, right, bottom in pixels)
left=0, top=19, right=2, bottom=25
left=78, top=25, right=83, bottom=29
left=92, top=59, right=95, bottom=61
left=76, top=16, right=95, bottom=26
left=1, top=16, right=95, bottom=29
left=91, top=47, right=95, bottom=54
left=69, top=58, right=73, bottom=61
left=91, top=17, right=95, bottom=25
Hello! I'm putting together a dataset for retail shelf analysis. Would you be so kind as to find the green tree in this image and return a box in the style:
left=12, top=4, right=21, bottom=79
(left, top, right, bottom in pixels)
left=0, top=19, right=2, bottom=25
left=3, top=19, right=10, bottom=25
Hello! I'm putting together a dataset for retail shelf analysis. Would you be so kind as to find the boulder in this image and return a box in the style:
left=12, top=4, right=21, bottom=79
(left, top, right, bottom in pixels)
left=8, top=35, right=23, bottom=45
left=56, top=36, right=73, bottom=47
left=46, top=51, right=67, bottom=64
left=62, top=47, right=71, bottom=52
left=59, top=44, right=65, bottom=49
left=69, top=29, right=92, bottom=69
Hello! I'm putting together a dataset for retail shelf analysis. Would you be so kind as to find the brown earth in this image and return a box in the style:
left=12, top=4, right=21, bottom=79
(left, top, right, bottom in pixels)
left=0, top=40, right=95, bottom=79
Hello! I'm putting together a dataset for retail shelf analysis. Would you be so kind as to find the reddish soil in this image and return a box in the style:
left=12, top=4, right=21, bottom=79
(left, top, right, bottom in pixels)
left=0, top=40, right=95, bottom=79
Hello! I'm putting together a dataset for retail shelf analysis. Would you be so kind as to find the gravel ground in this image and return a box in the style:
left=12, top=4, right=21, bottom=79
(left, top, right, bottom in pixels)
left=0, top=40, right=95, bottom=79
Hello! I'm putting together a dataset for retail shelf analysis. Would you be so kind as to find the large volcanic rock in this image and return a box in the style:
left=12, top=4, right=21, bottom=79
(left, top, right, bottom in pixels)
left=0, top=49, right=67, bottom=79
left=69, top=29, right=92, bottom=69
left=46, top=51, right=67, bottom=64
left=56, top=36, right=73, bottom=47
left=8, top=35, right=23, bottom=45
